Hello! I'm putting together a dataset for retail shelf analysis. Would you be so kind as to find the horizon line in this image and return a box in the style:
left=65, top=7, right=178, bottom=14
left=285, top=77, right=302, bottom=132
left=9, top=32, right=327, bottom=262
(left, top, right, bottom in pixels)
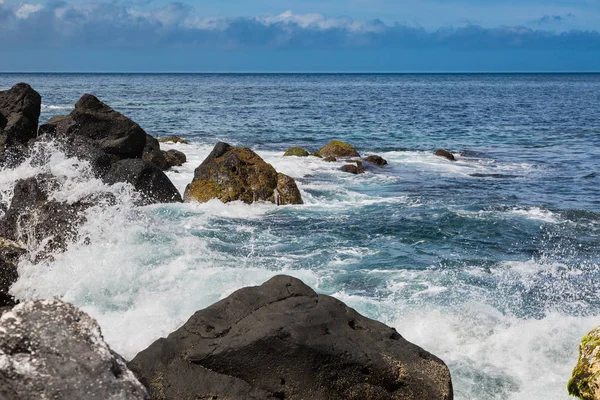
left=1, top=71, right=600, bottom=75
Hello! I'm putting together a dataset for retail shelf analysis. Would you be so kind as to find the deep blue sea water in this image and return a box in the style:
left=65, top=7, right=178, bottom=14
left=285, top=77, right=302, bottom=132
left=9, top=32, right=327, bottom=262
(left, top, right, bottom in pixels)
left=1, top=73, right=599, bottom=399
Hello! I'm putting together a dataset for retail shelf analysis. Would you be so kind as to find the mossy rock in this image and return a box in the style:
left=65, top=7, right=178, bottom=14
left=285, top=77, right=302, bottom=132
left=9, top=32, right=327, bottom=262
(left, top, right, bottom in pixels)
left=284, top=146, right=309, bottom=157
left=275, top=173, right=303, bottom=205
left=310, top=152, right=322, bottom=158
left=184, top=142, right=303, bottom=205
left=158, top=136, right=188, bottom=144
left=568, top=326, right=600, bottom=399
left=318, top=140, right=360, bottom=159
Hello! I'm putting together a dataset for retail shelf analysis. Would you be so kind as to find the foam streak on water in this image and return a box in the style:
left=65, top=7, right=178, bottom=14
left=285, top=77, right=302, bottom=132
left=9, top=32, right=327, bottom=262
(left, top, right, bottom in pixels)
left=1, top=73, right=600, bottom=400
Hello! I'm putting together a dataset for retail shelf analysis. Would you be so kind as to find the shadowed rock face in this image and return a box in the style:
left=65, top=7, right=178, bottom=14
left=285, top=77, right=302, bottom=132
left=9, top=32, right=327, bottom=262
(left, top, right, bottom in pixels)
left=0, top=238, right=26, bottom=307
left=0, top=83, right=41, bottom=165
left=128, top=275, right=453, bottom=400
left=0, top=300, right=149, bottom=400
left=142, top=134, right=170, bottom=170
left=39, top=94, right=147, bottom=160
left=104, top=160, right=183, bottom=205
left=184, top=142, right=303, bottom=205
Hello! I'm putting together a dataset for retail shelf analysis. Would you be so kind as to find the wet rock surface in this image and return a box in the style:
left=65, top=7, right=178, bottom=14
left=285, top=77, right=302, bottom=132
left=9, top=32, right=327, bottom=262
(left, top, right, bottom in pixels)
left=129, top=275, right=453, bottom=400
left=0, top=300, right=149, bottom=400
left=184, top=142, right=302, bottom=205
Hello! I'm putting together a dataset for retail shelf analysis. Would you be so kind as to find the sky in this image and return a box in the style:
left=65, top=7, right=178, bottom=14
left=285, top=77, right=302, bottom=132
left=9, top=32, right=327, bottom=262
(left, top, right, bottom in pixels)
left=0, top=0, right=599, bottom=72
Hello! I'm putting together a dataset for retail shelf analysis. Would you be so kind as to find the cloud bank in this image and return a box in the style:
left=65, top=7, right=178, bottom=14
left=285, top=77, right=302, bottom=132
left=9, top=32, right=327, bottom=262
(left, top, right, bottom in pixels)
left=0, top=2, right=598, bottom=51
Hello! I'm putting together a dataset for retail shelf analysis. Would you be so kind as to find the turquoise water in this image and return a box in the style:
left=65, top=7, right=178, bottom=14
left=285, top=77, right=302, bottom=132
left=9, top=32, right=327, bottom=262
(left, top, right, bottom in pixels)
left=1, top=73, right=599, bottom=399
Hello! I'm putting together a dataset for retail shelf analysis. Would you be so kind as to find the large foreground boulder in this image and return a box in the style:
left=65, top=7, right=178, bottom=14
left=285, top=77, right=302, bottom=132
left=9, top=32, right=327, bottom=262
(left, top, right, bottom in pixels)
left=39, top=94, right=147, bottom=160
left=104, top=160, right=182, bottom=205
left=184, top=142, right=303, bottom=205
left=568, top=326, right=600, bottom=399
left=129, top=275, right=453, bottom=400
left=0, top=238, right=26, bottom=307
left=318, top=140, right=360, bottom=159
left=0, top=83, right=41, bottom=165
left=0, top=300, right=149, bottom=400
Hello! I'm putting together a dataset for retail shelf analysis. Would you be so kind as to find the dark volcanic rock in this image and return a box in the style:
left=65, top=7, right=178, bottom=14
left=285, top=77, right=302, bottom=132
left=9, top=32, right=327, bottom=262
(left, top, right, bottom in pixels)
left=38, top=94, right=147, bottom=161
left=184, top=142, right=303, bottom=205
left=0, top=175, right=87, bottom=256
left=318, top=140, right=360, bottom=159
left=0, top=83, right=42, bottom=165
left=129, top=275, right=453, bottom=400
left=434, top=149, right=456, bottom=161
left=0, top=300, right=149, bottom=400
left=104, top=159, right=182, bottom=205
left=365, top=155, right=388, bottom=167
left=142, top=134, right=169, bottom=170
left=0, top=238, right=26, bottom=307
left=164, top=149, right=186, bottom=168
left=341, top=161, right=366, bottom=174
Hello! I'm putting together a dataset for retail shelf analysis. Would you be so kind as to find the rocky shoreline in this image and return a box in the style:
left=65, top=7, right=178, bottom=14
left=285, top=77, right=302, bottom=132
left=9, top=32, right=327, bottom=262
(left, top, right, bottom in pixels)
left=3, top=81, right=562, bottom=399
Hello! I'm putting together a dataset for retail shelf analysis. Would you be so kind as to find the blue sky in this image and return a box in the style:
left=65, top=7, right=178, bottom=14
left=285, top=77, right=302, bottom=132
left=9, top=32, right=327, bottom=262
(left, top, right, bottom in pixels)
left=0, top=0, right=599, bottom=72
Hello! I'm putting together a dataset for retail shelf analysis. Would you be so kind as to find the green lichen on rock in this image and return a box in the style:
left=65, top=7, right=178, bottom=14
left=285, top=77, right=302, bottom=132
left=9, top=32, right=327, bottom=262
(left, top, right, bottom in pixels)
left=318, top=140, right=360, bottom=159
left=283, top=146, right=309, bottom=157
left=184, top=142, right=303, bottom=205
left=275, top=173, right=303, bottom=205
left=149, top=373, right=166, bottom=400
left=568, top=326, right=600, bottom=399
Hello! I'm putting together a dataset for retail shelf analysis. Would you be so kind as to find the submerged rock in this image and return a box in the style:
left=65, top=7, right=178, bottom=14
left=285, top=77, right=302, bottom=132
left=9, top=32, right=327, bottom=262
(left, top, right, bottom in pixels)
left=158, top=136, right=188, bottom=144
left=0, top=300, right=149, bottom=400
left=284, top=146, right=310, bottom=157
left=104, top=159, right=182, bottom=205
left=129, top=275, right=453, bottom=400
left=184, top=142, right=303, bottom=205
left=365, top=154, right=388, bottom=167
left=434, top=149, right=456, bottom=161
left=568, top=326, right=600, bottom=399
left=318, top=140, right=360, bottom=159
left=0, top=83, right=42, bottom=165
left=0, top=238, right=25, bottom=307
left=164, top=149, right=186, bottom=168
left=324, top=156, right=337, bottom=162
left=341, top=161, right=366, bottom=174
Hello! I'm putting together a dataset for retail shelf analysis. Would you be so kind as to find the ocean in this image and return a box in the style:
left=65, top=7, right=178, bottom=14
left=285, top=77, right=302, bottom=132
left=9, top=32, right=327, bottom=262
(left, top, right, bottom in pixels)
left=1, top=73, right=599, bottom=399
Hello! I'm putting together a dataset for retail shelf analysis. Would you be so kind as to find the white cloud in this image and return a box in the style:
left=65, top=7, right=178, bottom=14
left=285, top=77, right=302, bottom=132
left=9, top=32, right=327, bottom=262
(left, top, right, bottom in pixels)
left=15, top=3, right=44, bottom=19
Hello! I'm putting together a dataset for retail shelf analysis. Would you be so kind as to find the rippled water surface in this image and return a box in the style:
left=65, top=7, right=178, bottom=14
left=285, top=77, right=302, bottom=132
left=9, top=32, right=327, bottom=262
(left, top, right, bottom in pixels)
left=1, top=73, right=599, bottom=399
